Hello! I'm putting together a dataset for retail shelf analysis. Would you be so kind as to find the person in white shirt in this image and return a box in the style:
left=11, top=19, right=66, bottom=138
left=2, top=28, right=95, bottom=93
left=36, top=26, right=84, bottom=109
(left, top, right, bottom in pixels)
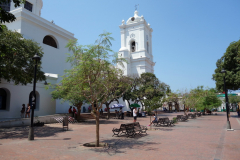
left=133, top=107, right=137, bottom=122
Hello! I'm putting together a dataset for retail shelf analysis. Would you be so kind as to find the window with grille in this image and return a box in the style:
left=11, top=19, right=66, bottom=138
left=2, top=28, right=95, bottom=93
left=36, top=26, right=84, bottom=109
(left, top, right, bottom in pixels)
left=24, top=1, right=33, bottom=12
left=43, top=36, right=58, bottom=48
left=0, top=2, right=10, bottom=12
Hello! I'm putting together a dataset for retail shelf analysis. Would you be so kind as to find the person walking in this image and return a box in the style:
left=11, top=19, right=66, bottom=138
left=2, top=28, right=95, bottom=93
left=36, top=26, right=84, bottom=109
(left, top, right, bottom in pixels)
left=133, top=107, right=137, bottom=122
left=25, top=103, right=31, bottom=118
left=20, top=104, right=25, bottom=118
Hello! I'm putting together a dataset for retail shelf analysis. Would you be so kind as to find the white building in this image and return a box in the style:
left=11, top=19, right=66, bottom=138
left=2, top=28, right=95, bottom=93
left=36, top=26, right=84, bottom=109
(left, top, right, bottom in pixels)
left=0, top=0, right=75, bottom=118
left=118, top=10, right=155, bottom=76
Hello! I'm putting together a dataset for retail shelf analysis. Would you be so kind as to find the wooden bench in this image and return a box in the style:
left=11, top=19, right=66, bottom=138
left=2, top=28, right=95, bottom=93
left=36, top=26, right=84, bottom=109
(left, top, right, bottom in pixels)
left=188, top=113, right=196, bottom=119
left=112, top=122, right=147, bottom=138
left=177, top=115, right=188, bottom=122
left=158, top=118, right=174, bottom=127
left=197, top=112, right=202, bottom=117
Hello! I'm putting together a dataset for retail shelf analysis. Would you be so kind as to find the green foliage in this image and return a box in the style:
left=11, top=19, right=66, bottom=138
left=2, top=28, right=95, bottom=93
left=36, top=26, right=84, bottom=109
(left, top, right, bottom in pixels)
left=185, top=86, right=222, bottom=111
left=0, top=28, right=45, bottom=85
left=56, top=32, right=130, bottom=147
left=139, top=73, right=169, bottom=112
left=172, top=117, right=177, bottom=124
left=212, top=39, right=240, bottom=91
left=229, top=95, right=240, bottom=104
left=0, top=0, right=25, bottom=31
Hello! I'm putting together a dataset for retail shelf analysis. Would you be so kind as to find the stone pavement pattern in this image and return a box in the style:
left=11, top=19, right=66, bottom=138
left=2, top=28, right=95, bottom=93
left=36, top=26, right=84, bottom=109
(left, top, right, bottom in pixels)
left=0, top=112, right=240, bottom=160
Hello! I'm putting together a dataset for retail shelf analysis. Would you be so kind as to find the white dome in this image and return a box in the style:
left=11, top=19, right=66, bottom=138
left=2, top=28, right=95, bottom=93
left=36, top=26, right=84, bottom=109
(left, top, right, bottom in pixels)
left=126, top=10, right=144, bottom=25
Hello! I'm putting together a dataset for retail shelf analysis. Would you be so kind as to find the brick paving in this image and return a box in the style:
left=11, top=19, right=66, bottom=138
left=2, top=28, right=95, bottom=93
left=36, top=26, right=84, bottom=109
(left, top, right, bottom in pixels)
left=0, top=112, right=240, bottom=160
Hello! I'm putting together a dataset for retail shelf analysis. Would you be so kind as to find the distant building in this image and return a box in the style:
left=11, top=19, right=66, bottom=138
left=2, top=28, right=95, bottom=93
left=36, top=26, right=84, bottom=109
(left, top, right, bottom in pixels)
left=217, top=93, right=239, bottom=112
left=0, top=0, right=75, bottom=118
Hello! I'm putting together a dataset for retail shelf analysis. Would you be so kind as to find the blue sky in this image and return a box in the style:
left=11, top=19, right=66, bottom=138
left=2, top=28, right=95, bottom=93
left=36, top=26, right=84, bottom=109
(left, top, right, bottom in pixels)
left=41, top=0, right=240, bottom=92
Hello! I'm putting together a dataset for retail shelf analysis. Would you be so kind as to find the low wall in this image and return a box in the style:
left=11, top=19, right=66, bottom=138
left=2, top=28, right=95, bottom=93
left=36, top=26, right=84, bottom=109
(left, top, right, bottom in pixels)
left=0, top=114, right=71, bottom=128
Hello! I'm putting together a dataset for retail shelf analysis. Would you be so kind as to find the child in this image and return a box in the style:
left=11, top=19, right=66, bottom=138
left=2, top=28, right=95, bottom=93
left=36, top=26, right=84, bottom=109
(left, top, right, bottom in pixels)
left=148, top=114, right=157, bottom=126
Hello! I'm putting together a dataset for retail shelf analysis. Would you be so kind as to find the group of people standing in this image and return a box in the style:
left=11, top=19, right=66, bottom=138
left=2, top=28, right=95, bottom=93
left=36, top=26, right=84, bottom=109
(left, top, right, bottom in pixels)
left=20, top=104, right=31, bottom=118
left=68, top=106, right=77, bottom=117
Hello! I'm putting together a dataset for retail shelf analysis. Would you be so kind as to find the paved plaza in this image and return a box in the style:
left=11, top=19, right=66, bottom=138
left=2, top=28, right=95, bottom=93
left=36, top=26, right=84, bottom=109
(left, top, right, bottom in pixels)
left=0, top=112, right=240, bottom=160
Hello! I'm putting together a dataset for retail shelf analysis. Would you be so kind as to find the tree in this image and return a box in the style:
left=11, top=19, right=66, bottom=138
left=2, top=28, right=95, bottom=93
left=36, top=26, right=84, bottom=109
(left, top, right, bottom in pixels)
left=50, top=72, right=86, bottom=121
left=103, top=76, right=132, bottom=119
left=64, top=32, right=129, bottom=147
left=0, top=28, right=45, bottom=85
left=228, top=95, right=240, bottom=109
left=185, top=86, right=222, bottom=112
left=212, top=39, right=240, bottom=91
left=138, top=73, right=168, bottom=112
left=0, top=0, right=25, bottom=31
left=122, top=76, right=140, bottom=113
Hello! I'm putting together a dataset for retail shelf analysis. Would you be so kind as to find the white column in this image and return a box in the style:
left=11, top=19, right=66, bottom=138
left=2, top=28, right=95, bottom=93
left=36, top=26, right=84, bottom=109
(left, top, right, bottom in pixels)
left=120, top=29, right=125, bottom=48
left=139, top=26, right=145, bottom=50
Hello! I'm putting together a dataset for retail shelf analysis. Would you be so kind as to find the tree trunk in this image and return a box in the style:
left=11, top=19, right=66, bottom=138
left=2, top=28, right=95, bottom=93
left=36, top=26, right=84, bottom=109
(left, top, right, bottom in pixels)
left=95, top=113, right=100, bottom=147
left=106, top=103, right=110, bottom=119
left=76, top=102, right=82, bottom=122
left=150, top=115, right=152, bottom=130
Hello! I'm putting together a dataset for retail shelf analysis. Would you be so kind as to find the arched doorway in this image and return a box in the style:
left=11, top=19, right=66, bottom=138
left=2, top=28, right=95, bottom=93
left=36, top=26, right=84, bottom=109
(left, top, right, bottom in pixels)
left=0, top=88, right=7, bottom=110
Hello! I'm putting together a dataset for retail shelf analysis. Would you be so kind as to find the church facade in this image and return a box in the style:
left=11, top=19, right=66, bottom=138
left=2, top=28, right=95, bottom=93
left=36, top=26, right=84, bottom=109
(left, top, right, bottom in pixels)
left=0, top=0, right=75, bottom=118
left=0, top=2, right=155, bottom=118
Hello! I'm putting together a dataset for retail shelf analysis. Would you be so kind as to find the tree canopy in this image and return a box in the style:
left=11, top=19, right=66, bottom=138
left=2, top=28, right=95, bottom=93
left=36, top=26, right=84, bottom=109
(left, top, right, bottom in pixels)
left=185, top=86, right=222, bottom=111
left=52, top=32, right=130, bottom=147
left=212, top=39, right=240, bottom=91
left=0, top=28, right=45, bottom=85
left=0, top=0, right=25, bottom=31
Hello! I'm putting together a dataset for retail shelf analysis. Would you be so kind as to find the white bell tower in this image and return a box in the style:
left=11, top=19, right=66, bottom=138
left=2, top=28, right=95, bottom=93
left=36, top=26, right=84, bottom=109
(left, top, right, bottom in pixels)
left=118, top=10, right=155, bottom=77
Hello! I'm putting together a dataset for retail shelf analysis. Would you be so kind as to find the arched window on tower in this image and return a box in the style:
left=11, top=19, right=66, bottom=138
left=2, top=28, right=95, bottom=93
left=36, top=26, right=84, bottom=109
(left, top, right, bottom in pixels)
left=43, top=36, right=58, bottom=48
left=0, top=88, right=7, bottom=110
left=131, top=41, right=136, bottom=52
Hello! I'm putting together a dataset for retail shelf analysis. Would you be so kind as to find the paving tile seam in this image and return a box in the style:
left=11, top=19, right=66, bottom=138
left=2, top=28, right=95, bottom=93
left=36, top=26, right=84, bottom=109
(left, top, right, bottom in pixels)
left=213, top=123, right=227, bottom=160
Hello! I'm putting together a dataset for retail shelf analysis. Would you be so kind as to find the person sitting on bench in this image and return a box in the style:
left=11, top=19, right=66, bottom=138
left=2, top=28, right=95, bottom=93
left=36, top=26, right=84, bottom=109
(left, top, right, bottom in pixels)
left=148, top=114, right=157, bottom=126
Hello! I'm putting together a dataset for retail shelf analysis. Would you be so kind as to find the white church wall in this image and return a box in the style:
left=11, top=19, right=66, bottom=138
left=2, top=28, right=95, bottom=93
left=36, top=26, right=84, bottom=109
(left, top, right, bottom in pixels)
left=0, top=0, right=75, bottom=118
left=0, top=80, right=56, bottom=119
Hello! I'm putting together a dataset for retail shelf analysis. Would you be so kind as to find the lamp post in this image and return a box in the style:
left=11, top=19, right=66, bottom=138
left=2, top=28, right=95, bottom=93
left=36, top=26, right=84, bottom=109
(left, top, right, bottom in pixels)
left=221, top=69, right=231, bottom=130
left=28, top=53, right=41, bottom=140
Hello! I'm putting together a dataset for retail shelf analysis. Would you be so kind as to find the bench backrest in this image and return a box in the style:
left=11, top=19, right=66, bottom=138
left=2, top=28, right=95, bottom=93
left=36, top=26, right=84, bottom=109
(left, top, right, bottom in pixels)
left=120, top=124, right=126, bottom=129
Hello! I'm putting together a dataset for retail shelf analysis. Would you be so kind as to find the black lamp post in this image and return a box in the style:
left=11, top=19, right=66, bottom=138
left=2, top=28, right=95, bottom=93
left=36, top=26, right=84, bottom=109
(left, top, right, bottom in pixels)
left=28, top=53, right=41, bottom=140
left=221, top=69, right=231, bottom=130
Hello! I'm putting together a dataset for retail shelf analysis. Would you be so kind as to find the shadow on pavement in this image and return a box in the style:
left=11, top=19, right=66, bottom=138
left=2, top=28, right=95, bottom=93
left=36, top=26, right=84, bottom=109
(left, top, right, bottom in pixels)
left=88, top=136, right=160, bottom=156
left=0, top=126, right=66, bottom=139
left=74, top=119, right=121, bottom=125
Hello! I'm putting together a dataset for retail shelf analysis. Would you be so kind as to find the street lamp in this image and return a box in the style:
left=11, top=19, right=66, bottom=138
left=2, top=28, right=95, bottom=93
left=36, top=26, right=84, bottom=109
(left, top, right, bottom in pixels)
left=28, top=53, right=41, bottom=140
left=221, top=69, right=232, bottom=130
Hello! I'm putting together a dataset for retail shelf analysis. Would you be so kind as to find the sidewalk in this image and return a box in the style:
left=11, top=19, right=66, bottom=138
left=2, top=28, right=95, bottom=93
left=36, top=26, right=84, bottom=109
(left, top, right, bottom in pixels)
left=0, top=112, right=240, bottom=160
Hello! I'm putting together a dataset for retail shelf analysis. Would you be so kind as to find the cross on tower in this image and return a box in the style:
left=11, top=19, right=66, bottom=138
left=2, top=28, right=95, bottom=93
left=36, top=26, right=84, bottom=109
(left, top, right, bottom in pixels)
left=135, top=4, right=139, bottom=11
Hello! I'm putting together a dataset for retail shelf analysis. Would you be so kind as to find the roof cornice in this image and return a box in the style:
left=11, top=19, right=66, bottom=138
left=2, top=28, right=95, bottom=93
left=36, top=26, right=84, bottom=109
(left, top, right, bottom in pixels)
left=10, top=8, right=75, bottom=39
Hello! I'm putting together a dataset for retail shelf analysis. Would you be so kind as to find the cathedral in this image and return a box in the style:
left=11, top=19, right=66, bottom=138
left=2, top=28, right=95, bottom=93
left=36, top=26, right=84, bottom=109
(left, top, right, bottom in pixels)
left=0, top=0, right=155, bottom=118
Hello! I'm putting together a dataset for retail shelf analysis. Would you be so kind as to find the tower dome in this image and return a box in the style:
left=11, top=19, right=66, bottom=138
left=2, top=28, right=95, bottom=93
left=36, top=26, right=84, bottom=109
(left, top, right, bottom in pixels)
left=126, top=10, right=144, bottom=25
